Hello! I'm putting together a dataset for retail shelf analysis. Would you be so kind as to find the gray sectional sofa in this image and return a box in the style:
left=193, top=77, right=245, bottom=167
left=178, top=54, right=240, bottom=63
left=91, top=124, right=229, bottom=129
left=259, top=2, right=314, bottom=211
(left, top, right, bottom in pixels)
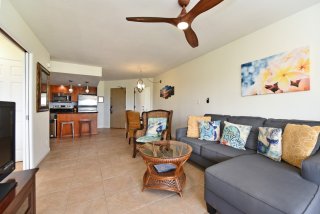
left=176, top=114, right=320, bottom=214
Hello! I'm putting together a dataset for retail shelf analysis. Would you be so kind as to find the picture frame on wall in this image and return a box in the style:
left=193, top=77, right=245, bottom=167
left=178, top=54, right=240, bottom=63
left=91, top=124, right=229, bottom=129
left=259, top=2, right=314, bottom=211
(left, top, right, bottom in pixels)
left=98, top=96, right=104, bottom=103
left=241, top=46, right=310, bottom=97
left=160, top=85, right=174, bottom=99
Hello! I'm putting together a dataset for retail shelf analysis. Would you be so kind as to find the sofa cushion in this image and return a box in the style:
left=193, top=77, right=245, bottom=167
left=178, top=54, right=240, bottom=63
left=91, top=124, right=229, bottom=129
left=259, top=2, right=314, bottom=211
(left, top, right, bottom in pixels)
left=204, top=114, right=230, bottom=136
left=220, top=121, right=252, bottom=150
left=228, top=116, right=266, bottom=150
left=282, top=124, right=320, bottom=168
left=264, top=118, right=320, bottom=155
left=205, top=154, right=320, bottom=214
left=180, top=136, right=211, bottom=155
left=187, top=116, right=211, bottom=138
left=199, top=121, right=220, bottom=141
left=201, top=143, right=255, bottom=163
left=257, top=127, right=282, bottom=161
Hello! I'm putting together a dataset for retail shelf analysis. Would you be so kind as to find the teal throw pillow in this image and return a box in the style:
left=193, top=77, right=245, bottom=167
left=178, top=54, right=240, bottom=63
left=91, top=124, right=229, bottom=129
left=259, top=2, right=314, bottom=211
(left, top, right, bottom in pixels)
left=257, top=127, right=282, bottom=161
left=146, top=117, right=167, bottom=137
left=199, top=121, right=220, bottom=141
left=220, top=121, right=252, bottom=150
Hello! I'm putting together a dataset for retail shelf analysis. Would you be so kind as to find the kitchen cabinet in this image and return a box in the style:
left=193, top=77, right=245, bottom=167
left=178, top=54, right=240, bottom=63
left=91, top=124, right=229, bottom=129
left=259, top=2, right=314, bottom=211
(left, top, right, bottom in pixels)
left=49, top=85, right=97, bottom=102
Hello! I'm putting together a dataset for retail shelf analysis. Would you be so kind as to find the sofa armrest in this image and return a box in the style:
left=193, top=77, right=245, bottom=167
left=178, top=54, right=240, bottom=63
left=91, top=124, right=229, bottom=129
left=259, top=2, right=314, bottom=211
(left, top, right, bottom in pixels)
left=176, top=127, right=187, bottom=141
left=302, top=151, right=320, bottom=185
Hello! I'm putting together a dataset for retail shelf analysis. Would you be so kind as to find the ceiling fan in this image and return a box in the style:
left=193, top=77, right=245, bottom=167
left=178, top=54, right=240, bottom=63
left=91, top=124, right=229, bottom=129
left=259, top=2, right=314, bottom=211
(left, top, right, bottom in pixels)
left=126, top=0, right=224, bottom=48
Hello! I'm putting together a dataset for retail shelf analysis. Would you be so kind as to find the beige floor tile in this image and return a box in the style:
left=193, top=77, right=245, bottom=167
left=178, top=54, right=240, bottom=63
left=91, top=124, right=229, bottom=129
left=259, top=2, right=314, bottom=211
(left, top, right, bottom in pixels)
left=67, top=181, right=105, bottom=205
left=37, top=191, right=68, bottom=214
left=103, top=174, right=140, bottom=198
left=37, top=167, right=75, bottom=183
left=128, top=205, right=154, bottom=214
left=75, top=156, right=100, bottom=169
left=37, top=129, right=207, bottom=214
left=65, top=197, right=108, bottom=214
left=37, top=176, right=73, bottom=197
left=106, top=189, right=146, bottom=214
left=39, top=159, right=78, bottom=170
left=71, top=167, right=102, bottom=188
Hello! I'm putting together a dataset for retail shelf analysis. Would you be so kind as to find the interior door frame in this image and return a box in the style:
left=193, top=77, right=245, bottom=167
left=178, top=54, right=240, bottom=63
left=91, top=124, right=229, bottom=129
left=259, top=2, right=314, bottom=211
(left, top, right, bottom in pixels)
left=0, top=28, right=31, bottom=170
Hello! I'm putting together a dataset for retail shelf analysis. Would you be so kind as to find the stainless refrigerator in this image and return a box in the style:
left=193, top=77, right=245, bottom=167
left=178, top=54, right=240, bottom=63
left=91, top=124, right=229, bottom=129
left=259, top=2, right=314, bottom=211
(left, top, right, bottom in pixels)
left=78, top=95, right=98, bottom=112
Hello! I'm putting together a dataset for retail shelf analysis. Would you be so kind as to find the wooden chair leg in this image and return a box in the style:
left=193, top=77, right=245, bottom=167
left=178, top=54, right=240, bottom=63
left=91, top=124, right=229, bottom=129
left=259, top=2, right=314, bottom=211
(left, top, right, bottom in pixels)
left=133, top=138, right=137, bottom=158
left=128, top=137, right=131, bottom=145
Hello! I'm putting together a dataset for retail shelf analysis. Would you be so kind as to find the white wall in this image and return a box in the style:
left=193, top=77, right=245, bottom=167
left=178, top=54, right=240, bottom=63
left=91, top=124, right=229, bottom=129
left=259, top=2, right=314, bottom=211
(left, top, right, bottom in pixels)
left=50, top=61, right=102, bottom=76
left=99, top=78, right=154, bottom=128
left=153, top=4, right=320, bottom=137
left=0, top=0, right=51, bottom=168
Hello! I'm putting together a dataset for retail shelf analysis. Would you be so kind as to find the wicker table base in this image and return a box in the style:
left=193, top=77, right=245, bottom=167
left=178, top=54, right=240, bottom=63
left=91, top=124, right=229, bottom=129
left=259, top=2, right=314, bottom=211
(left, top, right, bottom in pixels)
left=142, top=162, right=187, bottom=197
left=139, top=141, right=192, bottom=197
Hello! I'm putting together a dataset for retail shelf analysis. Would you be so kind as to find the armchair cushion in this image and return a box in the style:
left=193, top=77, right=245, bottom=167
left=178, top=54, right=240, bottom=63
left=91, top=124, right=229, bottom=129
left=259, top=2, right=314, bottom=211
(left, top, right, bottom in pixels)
left=136, top=135, right=161, bottom=143
left=146, top=117, right=167, bottom=137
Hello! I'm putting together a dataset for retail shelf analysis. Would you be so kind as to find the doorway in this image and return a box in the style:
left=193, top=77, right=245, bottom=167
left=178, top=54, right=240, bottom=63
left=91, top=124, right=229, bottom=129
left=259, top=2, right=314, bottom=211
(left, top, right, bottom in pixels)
left=110, top=88, right=126, bottom=128
left=0, top=29, right=29, bottom=169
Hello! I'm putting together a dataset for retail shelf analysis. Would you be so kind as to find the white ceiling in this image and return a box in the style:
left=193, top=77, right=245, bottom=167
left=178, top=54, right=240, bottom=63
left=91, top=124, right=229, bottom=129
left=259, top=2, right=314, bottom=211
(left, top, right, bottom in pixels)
left=11, top=0, right=320, bottom=80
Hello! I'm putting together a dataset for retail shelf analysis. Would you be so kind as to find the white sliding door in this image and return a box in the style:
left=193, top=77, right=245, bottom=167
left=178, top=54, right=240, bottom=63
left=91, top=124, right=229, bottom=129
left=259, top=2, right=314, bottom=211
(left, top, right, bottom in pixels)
left=0, top=32, right=26, bottom=162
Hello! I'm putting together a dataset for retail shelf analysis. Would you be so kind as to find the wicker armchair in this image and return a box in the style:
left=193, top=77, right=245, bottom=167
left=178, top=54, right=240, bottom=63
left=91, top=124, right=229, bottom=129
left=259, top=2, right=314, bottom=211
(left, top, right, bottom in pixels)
left=125, top=110, right=141, bottom=144
left=132, top=109, right=173, bottom=158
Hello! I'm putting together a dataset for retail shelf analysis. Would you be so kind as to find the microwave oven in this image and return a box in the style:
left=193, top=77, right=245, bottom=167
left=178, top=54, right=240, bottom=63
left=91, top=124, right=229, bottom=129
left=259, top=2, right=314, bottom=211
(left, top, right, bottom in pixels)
left=52, top=93, right=71, bottom=102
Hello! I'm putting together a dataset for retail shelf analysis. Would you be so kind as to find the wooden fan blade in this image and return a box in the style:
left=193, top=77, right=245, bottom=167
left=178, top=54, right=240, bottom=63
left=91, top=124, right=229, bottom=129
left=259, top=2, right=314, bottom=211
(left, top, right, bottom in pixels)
left=126, top=17, right=178, bottom=26
left=185, top=0, right=224, bottom=23
left=184, top=27, right=198, bottom=48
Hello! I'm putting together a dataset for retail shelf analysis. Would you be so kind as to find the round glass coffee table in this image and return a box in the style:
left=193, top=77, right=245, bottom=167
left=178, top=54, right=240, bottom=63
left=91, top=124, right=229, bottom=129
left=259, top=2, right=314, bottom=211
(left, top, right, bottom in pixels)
left=138, top=140, right=192, bottom=197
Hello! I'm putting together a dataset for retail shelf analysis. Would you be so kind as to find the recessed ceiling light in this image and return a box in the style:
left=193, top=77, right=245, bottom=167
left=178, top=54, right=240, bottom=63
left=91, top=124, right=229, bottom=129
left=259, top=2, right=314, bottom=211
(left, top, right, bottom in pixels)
left=78, top=84, right=82, bottom=86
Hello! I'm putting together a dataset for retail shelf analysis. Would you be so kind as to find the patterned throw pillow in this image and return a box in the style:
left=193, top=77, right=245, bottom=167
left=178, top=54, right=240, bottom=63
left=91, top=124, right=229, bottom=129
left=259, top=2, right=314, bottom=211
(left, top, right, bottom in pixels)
left=282, top=124, right=320, bottom=168
left=199, top=121, right=221, bottom=141
left=220, top=121, right=252, bottom=150
left=257, top=127, right=282, bottom=161
left=146, top=118, right=167, bottom=137
left=187, top=116, right=211, bottom=138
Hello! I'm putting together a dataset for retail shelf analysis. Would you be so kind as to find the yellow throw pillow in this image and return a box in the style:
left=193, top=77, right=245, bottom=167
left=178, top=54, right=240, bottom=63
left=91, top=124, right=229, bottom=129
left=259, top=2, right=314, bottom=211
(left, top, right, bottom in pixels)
left=187, top=116, right=211, bottom=138
left=282, top=124, right=320, bottom=168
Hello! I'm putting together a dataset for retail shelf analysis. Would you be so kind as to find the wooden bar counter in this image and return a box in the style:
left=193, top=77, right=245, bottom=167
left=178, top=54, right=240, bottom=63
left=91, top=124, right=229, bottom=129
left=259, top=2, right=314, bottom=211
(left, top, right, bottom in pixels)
left=57, top=112, right=98, bottom=138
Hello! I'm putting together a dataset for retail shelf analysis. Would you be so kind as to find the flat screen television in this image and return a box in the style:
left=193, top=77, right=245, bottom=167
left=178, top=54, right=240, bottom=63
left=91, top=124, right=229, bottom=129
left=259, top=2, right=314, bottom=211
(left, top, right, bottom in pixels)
left=0, top=101, right=15, bottom=181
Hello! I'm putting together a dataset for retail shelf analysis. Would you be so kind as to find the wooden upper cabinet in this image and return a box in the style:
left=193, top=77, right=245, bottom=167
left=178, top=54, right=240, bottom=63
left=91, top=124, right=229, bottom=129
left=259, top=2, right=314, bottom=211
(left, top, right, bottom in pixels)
left=50, top=85, right=97, bottom=102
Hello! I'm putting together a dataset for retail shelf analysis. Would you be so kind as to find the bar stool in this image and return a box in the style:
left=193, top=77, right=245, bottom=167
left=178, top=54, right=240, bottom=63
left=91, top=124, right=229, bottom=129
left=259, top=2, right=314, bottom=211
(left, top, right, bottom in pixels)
left=60, top=121, right=75, bottom=139
left=79, top=119, right=92, bottom=137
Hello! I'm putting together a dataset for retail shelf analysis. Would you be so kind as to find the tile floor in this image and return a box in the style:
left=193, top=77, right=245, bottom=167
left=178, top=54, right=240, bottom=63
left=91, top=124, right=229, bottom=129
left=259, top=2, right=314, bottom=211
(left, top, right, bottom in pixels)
left=34, top=129, right=208, bottom=214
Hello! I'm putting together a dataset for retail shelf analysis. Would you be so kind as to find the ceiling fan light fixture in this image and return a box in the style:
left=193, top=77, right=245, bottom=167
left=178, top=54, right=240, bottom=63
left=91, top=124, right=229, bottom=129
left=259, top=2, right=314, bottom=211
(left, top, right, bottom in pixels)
left=177, top=21, right=189, bottom=30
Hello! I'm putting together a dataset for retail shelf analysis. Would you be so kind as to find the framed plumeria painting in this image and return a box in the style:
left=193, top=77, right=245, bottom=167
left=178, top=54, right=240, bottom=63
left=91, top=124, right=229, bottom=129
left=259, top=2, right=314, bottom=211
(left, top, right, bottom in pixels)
left=241, top=46, right=310, bottom=96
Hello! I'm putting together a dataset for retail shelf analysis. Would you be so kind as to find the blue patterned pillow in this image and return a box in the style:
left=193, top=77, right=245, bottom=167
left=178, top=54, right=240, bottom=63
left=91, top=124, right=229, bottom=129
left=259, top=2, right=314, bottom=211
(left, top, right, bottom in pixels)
left=146, top=118, right=167, bottom=137
left=220, top=121, right=252, bottom=150
left=257, top=127, right=282, bottom=161
left=199, top=121, right=220, bottom=141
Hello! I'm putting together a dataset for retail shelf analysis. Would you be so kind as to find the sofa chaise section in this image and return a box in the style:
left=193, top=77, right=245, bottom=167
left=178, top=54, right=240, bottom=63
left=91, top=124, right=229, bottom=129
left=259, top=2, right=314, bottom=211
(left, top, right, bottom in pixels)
left=205, top=154, right=320, bottom=214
